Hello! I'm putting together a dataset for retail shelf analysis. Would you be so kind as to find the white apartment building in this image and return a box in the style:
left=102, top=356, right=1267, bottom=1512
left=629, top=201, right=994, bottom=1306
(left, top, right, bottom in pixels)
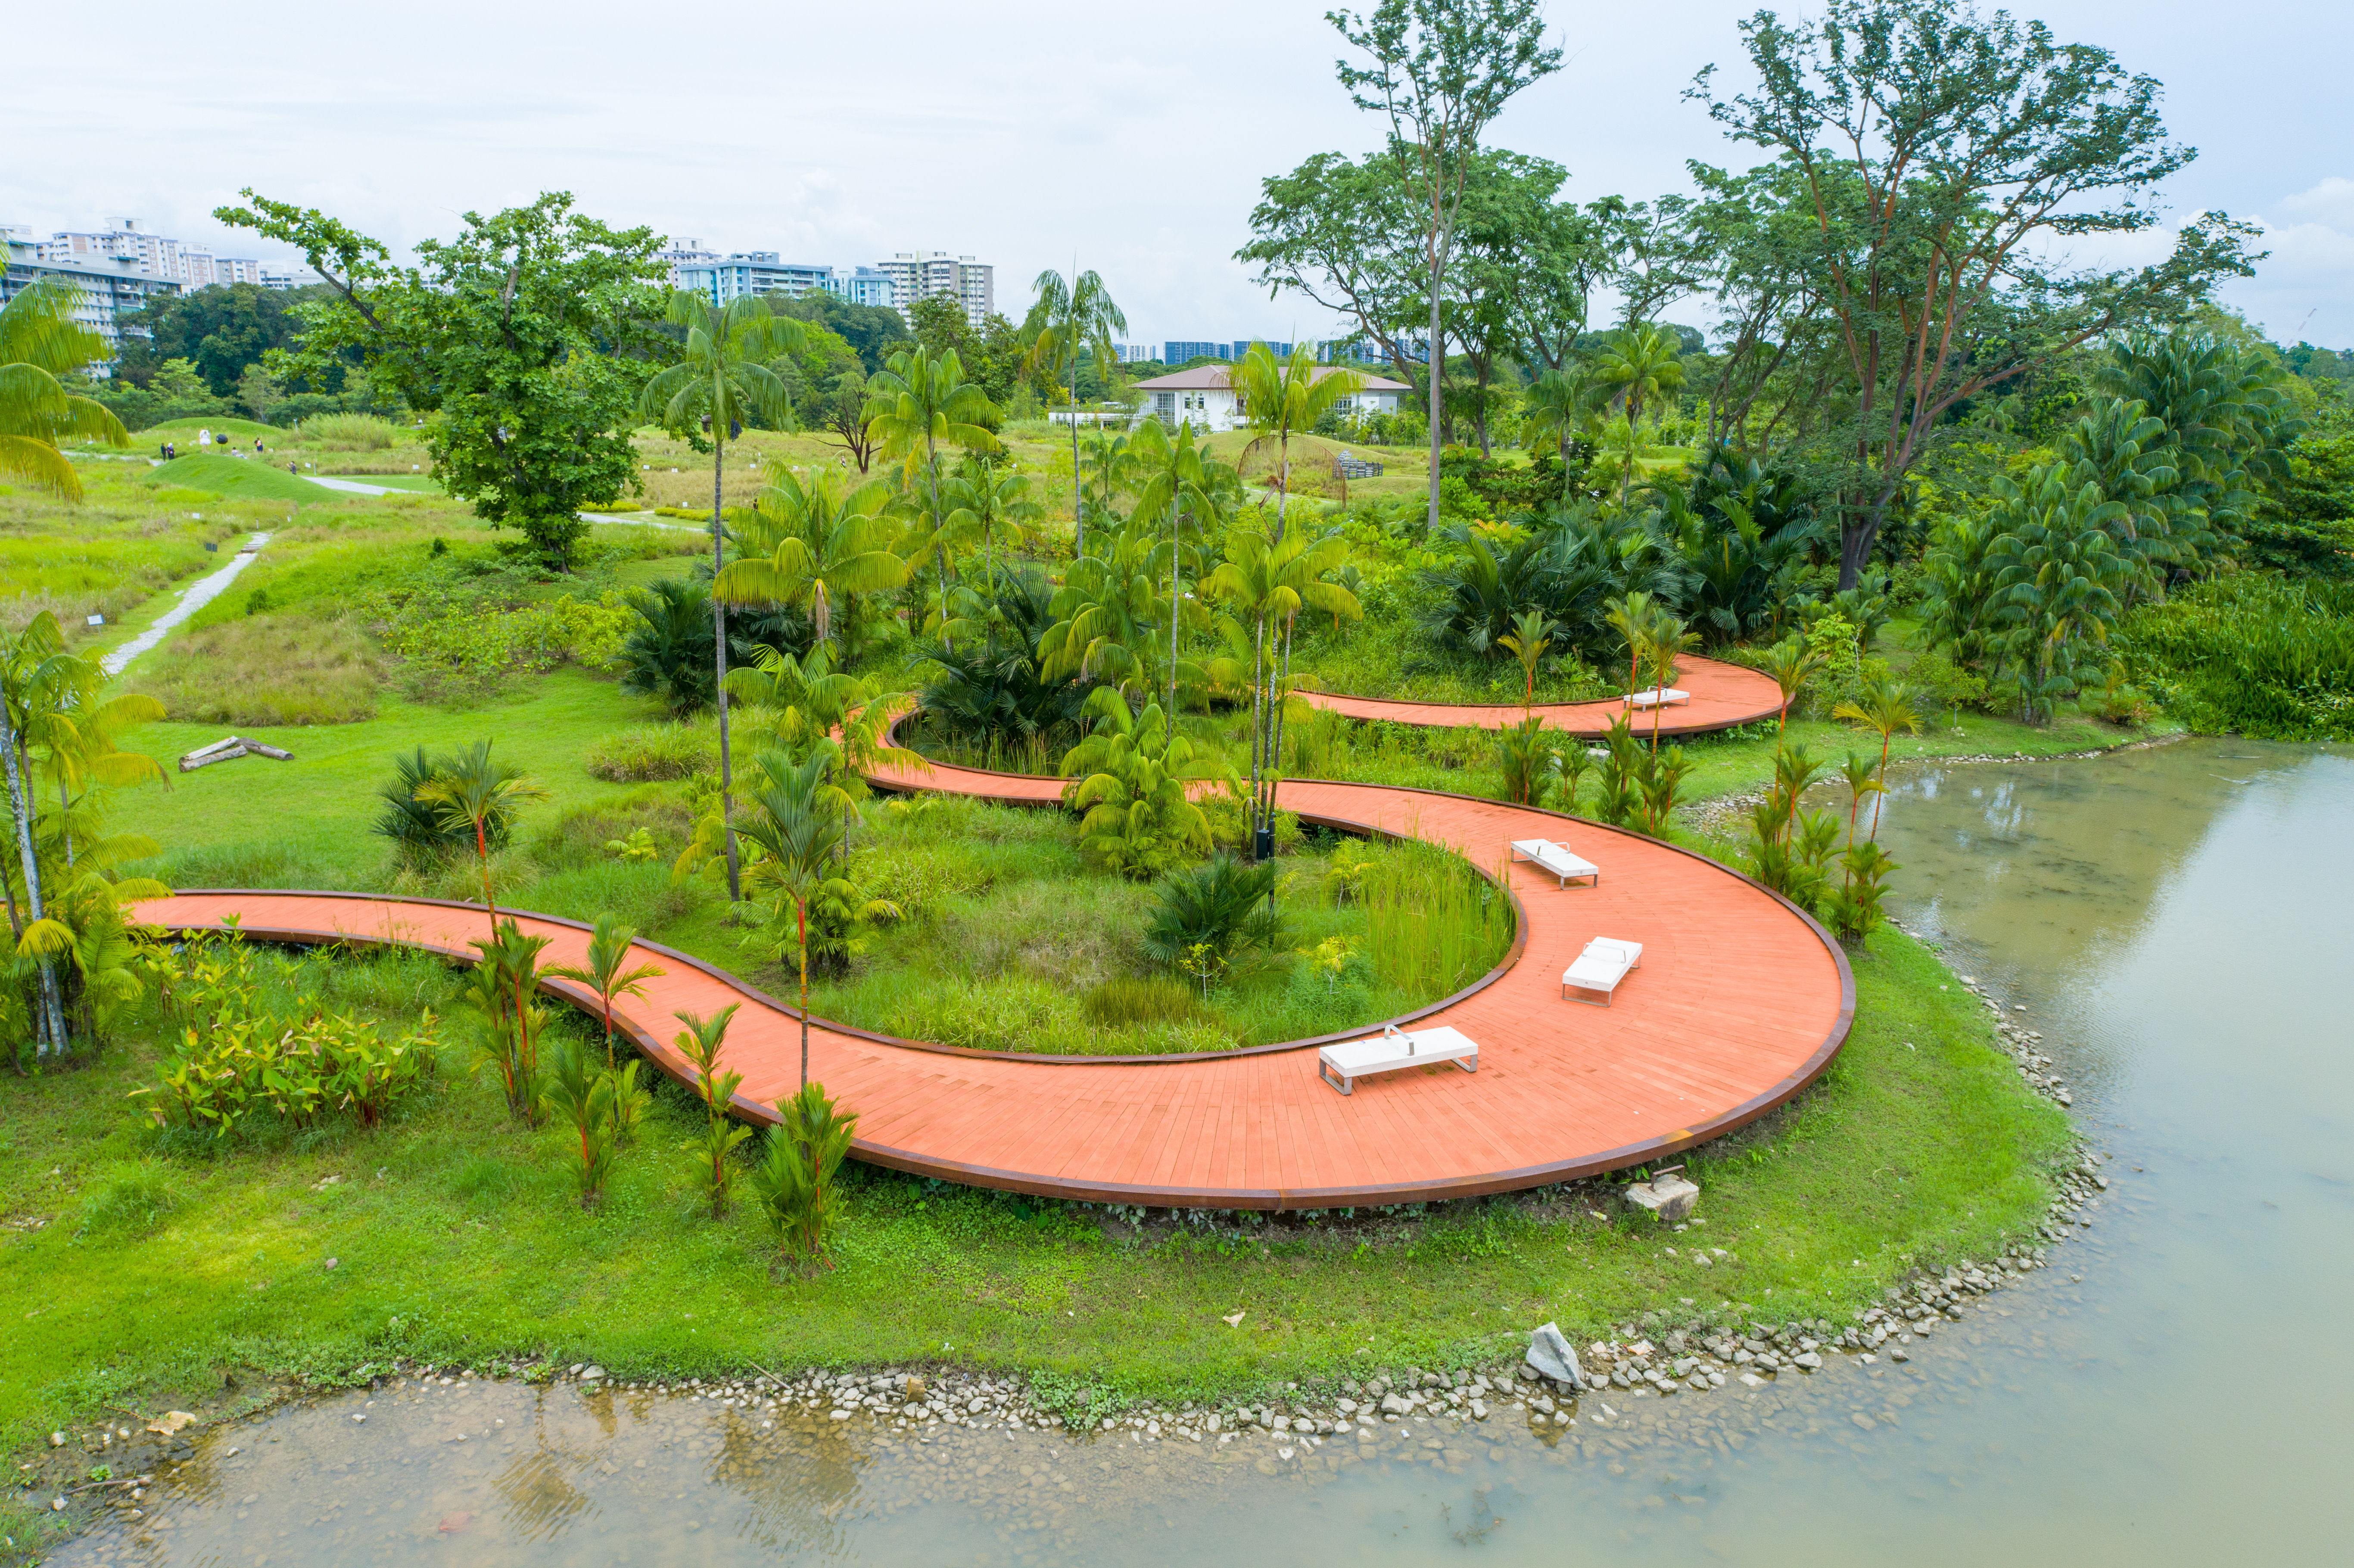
left=878, top=251, right=992, bottom=330
left=3, top=226, right=181, bottom=363
left=657, top=239, right=722, bottom=288
left=1128, top=364, right=1411, bottom=433
left=36, top=219, right=279, bottom=291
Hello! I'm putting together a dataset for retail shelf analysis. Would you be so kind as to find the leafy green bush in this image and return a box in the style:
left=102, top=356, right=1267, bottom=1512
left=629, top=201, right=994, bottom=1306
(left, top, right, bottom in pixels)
left=584, top=723, right=713, bottom=781
left=133, top=930, right=442, bottom=1138
left=2116, top=575, right=2354, bottom=739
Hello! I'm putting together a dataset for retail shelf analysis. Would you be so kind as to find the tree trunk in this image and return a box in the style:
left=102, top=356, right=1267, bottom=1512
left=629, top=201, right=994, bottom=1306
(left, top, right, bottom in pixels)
left=1070, top=352, right=1084, bottom=557
left=797, top=901, right=811, bottom=1092
left=1, top=716, right=67, bottom=1056
left=1426, top=274, right=1445, bottom=535
left=714, top=434, right=741, bottom=903
left=1248, top=610, right=1267, bottom=843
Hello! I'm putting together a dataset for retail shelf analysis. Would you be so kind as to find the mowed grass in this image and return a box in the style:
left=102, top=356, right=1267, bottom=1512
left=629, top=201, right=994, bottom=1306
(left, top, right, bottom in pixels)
left=117, top=668, right=673, bottom=890
left=0, top=924, right=2064, bottom=1449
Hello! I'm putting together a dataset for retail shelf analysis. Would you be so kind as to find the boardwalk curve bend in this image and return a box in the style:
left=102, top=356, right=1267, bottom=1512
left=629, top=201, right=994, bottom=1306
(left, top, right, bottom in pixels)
left=134, top=741, right=1851, bottom=1209
left=1299, top=652, right=1787, bottom=736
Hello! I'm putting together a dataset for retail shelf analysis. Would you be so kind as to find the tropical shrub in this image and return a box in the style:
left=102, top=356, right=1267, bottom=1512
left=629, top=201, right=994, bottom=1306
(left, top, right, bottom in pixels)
left=134, top=930, right=440, bottom=1138
left=1058, top=687, right=1238, bottom=877
left=1495, top=716, right=1559, bottom=806
left=2114, top=575, right=2354, bottom=739
left=618, top=577, right=716, bottom=714
left=373, top=746, right=513, bottom=865
left=1142, top=854, right=1284, bottom=974
left=750, top=1082, right=861, bottom=1259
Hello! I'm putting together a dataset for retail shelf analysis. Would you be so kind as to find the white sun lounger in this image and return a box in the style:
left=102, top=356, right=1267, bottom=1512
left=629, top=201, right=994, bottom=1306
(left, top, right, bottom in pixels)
left=1624, top=687, right=1690, bottom=709
left=1510, top=839, right=1600, bottom=889
left=1317, top=1023, right=1479, bottom=1096
left=1561, top=937, right=1644, bottom=1006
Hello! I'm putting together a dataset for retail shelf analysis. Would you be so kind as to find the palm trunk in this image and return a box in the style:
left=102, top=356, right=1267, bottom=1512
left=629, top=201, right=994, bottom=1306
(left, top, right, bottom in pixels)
left=0, top=716, right=66, bottom=1056
left=1248, top=610, right=1266, bottom=846
left=1070, top=355, right=1084, bottom=557
left=714, top=433, right=741, bottom=903
left=797, top=900, right=810, bottom=1092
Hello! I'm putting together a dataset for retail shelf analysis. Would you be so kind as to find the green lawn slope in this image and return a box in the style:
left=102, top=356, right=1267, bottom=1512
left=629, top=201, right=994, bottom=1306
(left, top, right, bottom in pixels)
left=148, top=454, right=346, bottom=504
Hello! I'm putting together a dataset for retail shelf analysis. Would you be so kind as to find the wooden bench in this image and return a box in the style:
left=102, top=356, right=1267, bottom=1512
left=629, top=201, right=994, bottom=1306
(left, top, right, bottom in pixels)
left=1317, top=1024, right=1479, bottom=1096
left=1510, top=839, right=1599, bottom=889
left=1561, top=937, right=1643, bottom=1006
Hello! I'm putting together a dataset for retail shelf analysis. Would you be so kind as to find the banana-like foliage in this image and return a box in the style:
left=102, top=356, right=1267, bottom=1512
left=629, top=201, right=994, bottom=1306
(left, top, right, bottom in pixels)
left=1988, top=467, right=2131, bottom=722
left=1058, top=686, right=1238, bottom=879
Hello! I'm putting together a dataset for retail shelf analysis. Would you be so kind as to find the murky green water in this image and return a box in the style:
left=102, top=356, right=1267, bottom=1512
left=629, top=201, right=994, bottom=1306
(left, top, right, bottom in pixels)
left=54, top=740, right=2354, bottom=1564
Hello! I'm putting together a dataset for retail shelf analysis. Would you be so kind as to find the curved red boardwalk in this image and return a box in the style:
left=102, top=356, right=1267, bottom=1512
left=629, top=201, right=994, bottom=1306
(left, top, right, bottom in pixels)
left=1302, top=653, right=1783, bottom=735
left=134, top=751, right=1850, bottom=1209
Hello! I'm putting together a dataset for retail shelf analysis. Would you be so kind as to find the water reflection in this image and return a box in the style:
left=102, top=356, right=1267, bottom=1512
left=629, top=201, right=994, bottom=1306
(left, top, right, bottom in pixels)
left=53, top=741, right=2354, bottom=1565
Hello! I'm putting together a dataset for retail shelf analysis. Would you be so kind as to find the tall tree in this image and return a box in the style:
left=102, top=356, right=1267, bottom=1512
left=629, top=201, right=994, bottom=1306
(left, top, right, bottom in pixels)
left=1128, top=418, right=1230, bottom=717
left=219, top=190, right=668, bottom=569
left=1591, top=324, right=1687, bottom=505
left=1020, top=268, right=1127, bottom=556
left=1237, top=149, right=1431, bottom=394
left=637, top=290, right=808, bottom=905
left=1690, top=0, right=2259, bottom=588
left=1329, top=0, right=1562, bottom=532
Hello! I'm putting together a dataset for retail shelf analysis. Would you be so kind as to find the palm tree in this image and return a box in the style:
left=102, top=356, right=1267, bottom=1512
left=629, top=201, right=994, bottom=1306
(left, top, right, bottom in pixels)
left=1603, top=590, right=1659, bottom=703
left=637, top=290, right=808, bottom=904
left=714, top=464, right=908, bottom=656
left=1519, top=364, right=1597, bottom=502
left=1, top=276, right=129, bottom=497
left=1495, top=607, right=1558, bottom=718
left=1127, top=418, right=1227, bottom=717
left=940, top=456, right=1044, bottom=598
left=1038, top=519, right=1167, bottom=698
left=863, top=346, right=1001, bottom=646
left=1021, top=268, right=1127, bottom=555
left=1226, top=342, right=1364, bottom=542
left=1592, top=325, right=1686, bottom=506
left=1642, top=613, right=1701, bottom=750
left=545, top=914, right=666, bottom=1067
left=411, top=741, right=548, bottom=939
left=1758, top=636, right=1824, bottom=735
left=1833, top=675, right=1922, bottom=837
left=1204, top=524, right=1360, bottom=854
left=1, top=612, right=87, bottom=1055
left=734, top=749, right=847, bottom=1092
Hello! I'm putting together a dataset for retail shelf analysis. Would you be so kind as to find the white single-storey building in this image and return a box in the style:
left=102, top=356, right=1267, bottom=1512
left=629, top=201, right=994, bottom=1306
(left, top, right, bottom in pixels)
left=1128, top=365, right=1412, bottom=433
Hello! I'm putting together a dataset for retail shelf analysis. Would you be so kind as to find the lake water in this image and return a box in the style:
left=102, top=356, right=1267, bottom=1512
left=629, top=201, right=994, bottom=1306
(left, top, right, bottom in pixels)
left=53, top=740, right=2354, bottom=1565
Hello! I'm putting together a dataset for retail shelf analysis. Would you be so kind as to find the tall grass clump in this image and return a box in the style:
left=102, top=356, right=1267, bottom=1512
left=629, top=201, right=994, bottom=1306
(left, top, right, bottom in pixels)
left=1361, top=838, right=1515, bottom=998
left=2116, top=576, right=2354, bottom=739
left=126, top=612, right=385, bottom=725
left=585, top=722, right=713, bottom=781
left=297, top=412, right=399, bottom=449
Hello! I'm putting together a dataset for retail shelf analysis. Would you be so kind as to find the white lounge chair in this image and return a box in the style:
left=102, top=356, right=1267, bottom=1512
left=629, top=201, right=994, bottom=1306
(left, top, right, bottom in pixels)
left=1624, top=687, right=1690, bottom=710
left=1318, top=1023, right=1479, bottom=1096
left=1561, top=937, right=1644, bottom=1006
left=1510, top=839, right=1600, bottom=889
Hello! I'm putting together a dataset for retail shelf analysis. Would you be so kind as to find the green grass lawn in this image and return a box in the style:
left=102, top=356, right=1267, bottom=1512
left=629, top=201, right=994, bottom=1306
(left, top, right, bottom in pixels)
left=0, top=925, right=2065, bottom=1453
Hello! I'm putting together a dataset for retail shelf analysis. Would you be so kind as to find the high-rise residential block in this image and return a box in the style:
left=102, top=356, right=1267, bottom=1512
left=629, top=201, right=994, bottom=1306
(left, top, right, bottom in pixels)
left=1163, top=341, right=1229, bottom=365
left=878, top=252, right=992, bottom=330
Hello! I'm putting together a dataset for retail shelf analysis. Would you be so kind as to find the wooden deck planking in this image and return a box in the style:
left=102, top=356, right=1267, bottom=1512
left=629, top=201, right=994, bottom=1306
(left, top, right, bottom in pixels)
left=1300, top=653, right=1786, bottom=736
left=134, top=720, right=1849, bottom=1207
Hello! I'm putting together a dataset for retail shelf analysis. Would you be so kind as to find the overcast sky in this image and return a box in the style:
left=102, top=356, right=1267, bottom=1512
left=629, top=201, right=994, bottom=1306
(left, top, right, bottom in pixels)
left=10, top=0, right=2348, bottom=348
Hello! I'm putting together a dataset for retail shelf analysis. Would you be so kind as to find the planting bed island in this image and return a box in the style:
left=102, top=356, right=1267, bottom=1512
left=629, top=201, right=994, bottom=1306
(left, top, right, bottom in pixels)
left=134, top=740, right=1850, bottom=1208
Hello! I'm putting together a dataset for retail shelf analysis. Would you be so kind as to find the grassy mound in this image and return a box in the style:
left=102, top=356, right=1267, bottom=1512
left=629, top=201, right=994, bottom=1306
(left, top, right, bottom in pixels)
left=147, top=454, right=343, bottom=504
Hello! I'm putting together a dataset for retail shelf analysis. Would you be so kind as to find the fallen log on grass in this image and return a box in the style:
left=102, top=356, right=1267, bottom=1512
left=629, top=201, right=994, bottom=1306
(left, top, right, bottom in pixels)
left=178, top=736, right=294, bottom=772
